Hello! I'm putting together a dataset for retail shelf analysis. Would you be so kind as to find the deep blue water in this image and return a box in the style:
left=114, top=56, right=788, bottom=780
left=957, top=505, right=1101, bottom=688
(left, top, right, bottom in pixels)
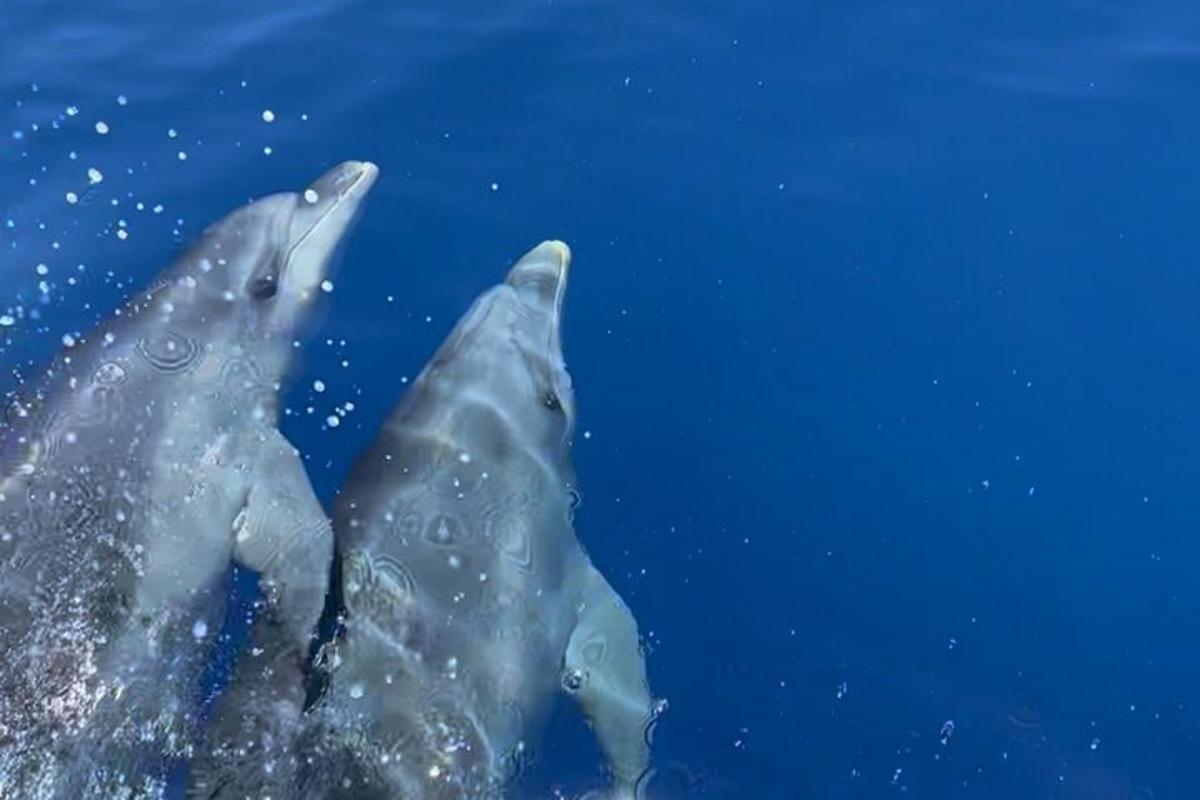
left=3, top=1, right=1200, bottom=797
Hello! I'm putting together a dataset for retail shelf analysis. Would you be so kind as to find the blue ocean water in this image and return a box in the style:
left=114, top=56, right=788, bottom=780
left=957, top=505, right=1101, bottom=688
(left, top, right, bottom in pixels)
left=2, top=1, right=1199, bottom=797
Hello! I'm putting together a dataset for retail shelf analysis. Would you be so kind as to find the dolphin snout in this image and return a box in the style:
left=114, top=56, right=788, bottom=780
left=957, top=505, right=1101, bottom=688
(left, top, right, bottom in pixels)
left=306, top=160, right=380, bottom=204
left=511, top=240, right=571, bottom=277
left=278, top=160, right=378, bottom=307
left=507, top=240, right=571, bottom=312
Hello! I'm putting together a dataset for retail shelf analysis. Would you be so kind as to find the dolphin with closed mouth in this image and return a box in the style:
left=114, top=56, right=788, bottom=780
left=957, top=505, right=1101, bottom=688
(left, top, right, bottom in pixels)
left=0, top=160, right=378, bottom=798
left=192, top=240, right=660, bottom=799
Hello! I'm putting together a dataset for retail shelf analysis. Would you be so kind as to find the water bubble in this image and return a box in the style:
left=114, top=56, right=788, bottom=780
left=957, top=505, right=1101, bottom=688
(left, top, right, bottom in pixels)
left=94, top=121, right=110, bottom=135
left=191, top=620, right=208, bottom=640
left=87, top=167, right=104, bottom=184
left=261, top=109, right=276, bottom=123
left=304, top=189, right=319, bottom=204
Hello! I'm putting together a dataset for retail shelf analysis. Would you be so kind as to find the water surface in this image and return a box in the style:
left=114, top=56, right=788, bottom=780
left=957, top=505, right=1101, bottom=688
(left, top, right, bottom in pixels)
left=3, top=1, right=1199, bottom=797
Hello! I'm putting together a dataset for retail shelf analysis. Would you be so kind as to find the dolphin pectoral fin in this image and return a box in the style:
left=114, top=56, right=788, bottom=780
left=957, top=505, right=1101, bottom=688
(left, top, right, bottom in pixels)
left=190, top=430, right=329, bottom=798
left=232, top=428, right=332, bottom=645
left=564, top=565, right=655, bottom=795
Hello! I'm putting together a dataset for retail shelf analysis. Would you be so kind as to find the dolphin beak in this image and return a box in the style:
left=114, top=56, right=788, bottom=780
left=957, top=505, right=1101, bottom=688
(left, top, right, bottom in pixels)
left=281, top=160, right=379, bottom=302
left=506, top=240, right=571, bottom=324
left=306, top=160, right=379, bottom=206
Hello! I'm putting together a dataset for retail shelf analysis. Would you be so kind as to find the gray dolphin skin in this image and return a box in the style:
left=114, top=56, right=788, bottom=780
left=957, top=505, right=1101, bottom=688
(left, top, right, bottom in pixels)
left=0, top=160, right=378, bottom=798
left=191, top=241, right=659, bottom=800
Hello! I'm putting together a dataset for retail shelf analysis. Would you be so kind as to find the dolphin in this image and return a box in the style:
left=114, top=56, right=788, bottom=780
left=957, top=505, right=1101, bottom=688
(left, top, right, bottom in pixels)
left=190, top=241, right=659, bottom=800
left=0, top=160, right=378, bottom=798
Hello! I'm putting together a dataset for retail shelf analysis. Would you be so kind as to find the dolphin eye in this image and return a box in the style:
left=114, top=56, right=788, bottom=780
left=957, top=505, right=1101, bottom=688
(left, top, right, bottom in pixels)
left=542, top=390, right=562, bottom=412
left=249, top=274, right=278, bottom=301
left=561, top=668, right=587, bottom=693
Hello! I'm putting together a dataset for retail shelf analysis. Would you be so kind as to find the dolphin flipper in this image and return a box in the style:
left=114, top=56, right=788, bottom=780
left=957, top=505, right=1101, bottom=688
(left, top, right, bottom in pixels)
left=233, top=429, right=333, bottom=641
left=564, top=565, right=654, bottom=796
left=188, top=430, right=330, bottom=798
